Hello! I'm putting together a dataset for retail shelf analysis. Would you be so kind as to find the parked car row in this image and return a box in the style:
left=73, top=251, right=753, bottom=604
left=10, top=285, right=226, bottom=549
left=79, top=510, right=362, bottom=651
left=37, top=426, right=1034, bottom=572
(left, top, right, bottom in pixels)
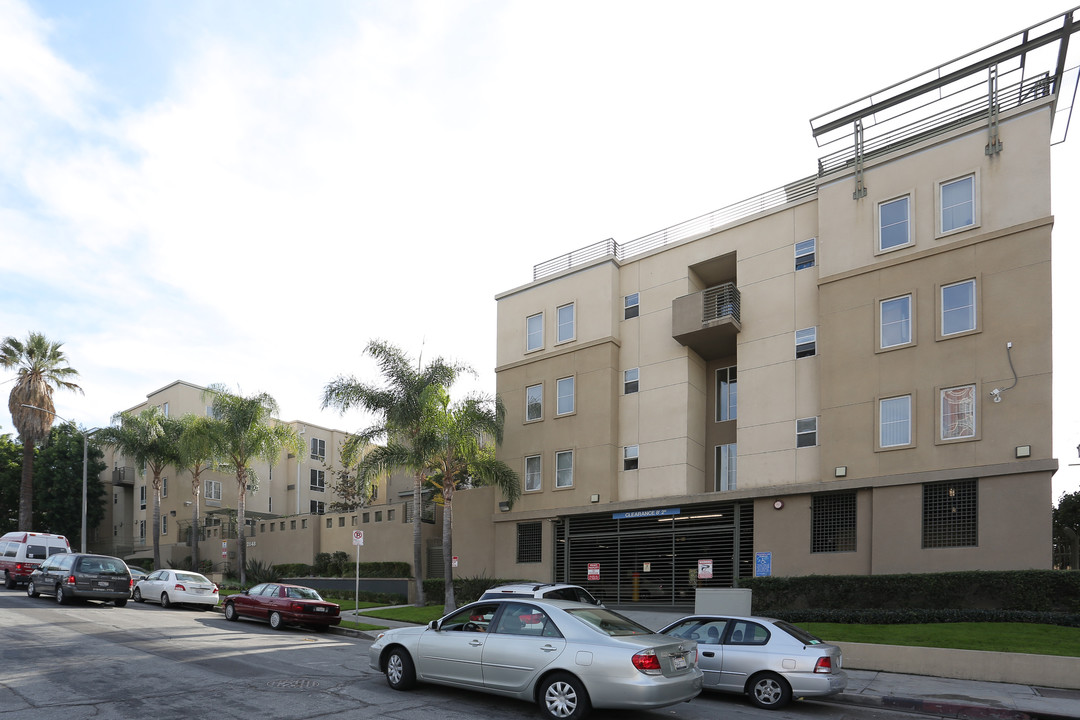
left=7, top=561, right=845, bottom=718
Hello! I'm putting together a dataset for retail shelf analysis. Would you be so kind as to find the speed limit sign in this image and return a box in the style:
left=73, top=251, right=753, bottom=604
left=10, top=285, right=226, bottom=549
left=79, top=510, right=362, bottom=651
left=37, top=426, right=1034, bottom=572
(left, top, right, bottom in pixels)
left=352, top=530, right=364, bottom=546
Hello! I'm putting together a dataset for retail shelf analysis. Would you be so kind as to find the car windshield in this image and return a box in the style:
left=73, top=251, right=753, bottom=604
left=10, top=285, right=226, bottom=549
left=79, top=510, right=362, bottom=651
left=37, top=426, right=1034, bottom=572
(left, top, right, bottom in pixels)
left=774, top=620, right=825, bottom=645
left=175, top=572, right=211, bottom=584
left=286, top=587, right=322, bottom=600
left=564, top=608, right=654, bottom=636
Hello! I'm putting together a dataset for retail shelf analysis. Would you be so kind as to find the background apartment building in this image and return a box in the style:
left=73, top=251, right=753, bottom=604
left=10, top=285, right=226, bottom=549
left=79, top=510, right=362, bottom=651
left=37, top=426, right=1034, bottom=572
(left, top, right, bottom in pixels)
left=91, top=380, right=443, bottom=578
left=463, top=12, right=1076, bottom=607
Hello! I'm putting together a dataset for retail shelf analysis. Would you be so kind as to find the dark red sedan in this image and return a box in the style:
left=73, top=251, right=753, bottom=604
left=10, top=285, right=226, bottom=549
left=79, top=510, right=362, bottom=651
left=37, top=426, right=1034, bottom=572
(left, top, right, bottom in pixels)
left=223, top=582, right=341, bottom=631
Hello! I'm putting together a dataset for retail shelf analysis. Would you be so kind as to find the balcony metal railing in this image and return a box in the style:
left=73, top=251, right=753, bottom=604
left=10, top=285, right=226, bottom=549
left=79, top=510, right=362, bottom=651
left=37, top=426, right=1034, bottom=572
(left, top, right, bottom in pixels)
left=703, top=283, right=740, bottom=324
left=112, top=467, right=135, bottom=486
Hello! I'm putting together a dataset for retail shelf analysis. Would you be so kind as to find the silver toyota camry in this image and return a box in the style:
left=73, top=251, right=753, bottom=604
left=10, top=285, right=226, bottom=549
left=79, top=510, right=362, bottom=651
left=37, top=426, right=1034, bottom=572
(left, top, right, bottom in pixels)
left=369, top=598, right=702, bottom=720
left=659, top=615, right=847, bottom=709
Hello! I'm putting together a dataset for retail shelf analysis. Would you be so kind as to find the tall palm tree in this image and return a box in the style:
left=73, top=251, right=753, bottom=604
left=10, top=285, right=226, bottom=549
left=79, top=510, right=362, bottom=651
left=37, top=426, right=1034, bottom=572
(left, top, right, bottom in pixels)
left=1, top=332, right=82, bottom=531
left=322, top=339, right=466, bottom=606
left=421, top=386, right=519, bottom=611
left=205, top=385, right=301, bottom=585
left=97, top=407, right=182, bottom=569
left=177, top=414, right=221, bottom=572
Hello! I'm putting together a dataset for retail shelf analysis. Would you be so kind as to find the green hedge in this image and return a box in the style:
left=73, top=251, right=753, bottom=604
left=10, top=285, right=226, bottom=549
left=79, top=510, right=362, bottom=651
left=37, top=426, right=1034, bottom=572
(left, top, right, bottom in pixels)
left=768, top=608, right=1080, bottom=627
left=742, top=570, right=1080, bottom=615
left=422, top=574, right=524, bottom=606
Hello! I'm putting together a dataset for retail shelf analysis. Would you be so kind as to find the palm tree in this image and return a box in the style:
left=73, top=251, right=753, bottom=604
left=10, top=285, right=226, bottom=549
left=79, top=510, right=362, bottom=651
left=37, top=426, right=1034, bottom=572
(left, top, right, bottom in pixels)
left=421, top=386, right=519, bottom=611
left=322, top=339, right=466, bottom=606
left=177, top=414, right=220, bottom=572
left=205, top=385, right=301, bottom=585
left=97, top=407, right=182, bottom=569
left=1, top=332, right=82, bottom=531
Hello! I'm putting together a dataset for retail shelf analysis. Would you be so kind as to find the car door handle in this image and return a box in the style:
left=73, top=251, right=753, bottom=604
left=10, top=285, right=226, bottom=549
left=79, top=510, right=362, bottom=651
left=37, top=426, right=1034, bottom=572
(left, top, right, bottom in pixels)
left=469, top=640, right=483, bottom=647
left=702, top=652, right=715, bottom=657
left=541, top=645, right=559, bottom=652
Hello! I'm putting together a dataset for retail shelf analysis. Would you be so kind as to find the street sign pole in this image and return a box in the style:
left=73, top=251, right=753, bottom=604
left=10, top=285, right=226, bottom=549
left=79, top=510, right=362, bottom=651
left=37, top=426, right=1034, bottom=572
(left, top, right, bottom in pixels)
left=352, top=530, right=364, bottom=619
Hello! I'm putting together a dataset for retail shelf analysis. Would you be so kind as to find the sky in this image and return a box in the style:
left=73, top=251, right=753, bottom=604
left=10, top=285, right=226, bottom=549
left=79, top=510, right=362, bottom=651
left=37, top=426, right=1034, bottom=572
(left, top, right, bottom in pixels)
left=2, top=0, right=1079, bottom=502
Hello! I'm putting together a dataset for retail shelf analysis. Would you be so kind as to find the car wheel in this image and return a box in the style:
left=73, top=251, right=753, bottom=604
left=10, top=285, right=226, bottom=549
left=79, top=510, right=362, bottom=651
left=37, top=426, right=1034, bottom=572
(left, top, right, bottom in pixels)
left=160, top=592, right=172, bottom=609
left=747, top=672, right=792, bottom=710
left=114, top=598, right=127, bottom=608
left=56, top=585, right=70, bottom=605
left=27, top=580, right=39, bottom=598
left=133, top=588, right=144, bottom=602
left=538, top=672, right=591, bottom=720
left=4, top=573, right=14, bottom=589
left=224, top=602, right=238, bottom=621
left=384, top=648, right=416, bottom=690
left=269, top=611, right=284, bottom=630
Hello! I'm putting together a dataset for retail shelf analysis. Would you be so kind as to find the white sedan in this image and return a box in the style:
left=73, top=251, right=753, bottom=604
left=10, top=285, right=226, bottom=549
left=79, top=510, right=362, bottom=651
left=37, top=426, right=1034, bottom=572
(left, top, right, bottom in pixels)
left=133, top=569, right=219, bottom=610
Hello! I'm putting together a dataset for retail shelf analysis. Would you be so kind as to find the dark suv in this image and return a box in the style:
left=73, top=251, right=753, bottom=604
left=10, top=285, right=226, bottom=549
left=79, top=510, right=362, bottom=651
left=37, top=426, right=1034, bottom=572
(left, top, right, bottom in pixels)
left=27, top=553, right=131, bottom=606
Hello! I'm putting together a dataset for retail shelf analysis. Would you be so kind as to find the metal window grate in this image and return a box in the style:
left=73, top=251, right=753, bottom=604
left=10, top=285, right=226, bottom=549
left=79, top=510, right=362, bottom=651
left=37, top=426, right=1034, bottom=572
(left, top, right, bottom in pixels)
left=922, top=479, right=978, bottom=548
left=811, top=491, right=857, bottom=553
left=517, top=522, right=543, bottom=563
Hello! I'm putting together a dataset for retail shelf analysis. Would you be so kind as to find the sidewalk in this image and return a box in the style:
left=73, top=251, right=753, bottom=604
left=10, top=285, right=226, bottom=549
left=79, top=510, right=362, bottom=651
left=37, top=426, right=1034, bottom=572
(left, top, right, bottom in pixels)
left=346, top=606, right=1080, bottom=720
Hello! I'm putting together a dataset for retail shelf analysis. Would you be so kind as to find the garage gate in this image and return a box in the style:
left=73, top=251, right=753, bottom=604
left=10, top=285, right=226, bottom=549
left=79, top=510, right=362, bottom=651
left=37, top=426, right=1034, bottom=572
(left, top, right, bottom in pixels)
left=553, top=501, right=754, bottom=607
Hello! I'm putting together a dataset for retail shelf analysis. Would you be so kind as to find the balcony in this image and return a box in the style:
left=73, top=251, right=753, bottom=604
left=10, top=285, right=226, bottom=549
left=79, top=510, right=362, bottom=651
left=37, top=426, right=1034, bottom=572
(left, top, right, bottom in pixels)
left=112, top=466, right=135, bottom=486
left=672, top=283, right=741, bottom=360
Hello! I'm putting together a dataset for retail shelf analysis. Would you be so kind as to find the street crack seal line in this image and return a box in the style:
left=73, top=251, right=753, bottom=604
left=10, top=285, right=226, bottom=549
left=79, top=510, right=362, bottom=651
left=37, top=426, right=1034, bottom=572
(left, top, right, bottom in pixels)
left=266, top=679, right=321, bottom=690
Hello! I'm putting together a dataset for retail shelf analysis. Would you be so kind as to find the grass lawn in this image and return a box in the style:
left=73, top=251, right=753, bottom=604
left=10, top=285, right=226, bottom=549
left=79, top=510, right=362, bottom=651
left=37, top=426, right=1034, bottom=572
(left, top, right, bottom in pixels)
left=802, top=622, right=1080, bottom=658
left=360, top=605, right=447, bottom=624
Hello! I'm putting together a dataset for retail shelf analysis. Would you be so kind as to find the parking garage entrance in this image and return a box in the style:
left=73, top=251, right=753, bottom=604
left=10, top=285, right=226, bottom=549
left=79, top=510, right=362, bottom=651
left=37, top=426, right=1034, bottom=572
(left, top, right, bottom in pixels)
left=552, top=500, right=754, bottom=607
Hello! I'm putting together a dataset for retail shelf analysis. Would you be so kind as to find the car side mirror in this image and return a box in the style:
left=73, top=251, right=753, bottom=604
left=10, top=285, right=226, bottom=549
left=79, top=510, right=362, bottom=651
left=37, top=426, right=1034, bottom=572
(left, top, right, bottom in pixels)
left=241, top=590, right=250, bottom=595
left=428, top=620, right=439, bottom=630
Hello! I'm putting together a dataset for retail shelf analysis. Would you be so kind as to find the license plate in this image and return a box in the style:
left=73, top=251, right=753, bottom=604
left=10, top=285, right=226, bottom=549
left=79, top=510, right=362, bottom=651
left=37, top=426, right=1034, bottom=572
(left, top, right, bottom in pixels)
left=673, top=655, right=688, bottom=670
left=97, top=581, right=109, bottom=587
left=314, top=606, right=327, bottom=613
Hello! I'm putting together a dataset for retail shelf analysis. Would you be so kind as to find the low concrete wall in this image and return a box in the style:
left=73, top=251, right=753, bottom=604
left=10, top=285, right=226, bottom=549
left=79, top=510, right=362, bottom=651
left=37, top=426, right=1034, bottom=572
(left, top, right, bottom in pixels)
left=839, top=642, right=1080, bottom=690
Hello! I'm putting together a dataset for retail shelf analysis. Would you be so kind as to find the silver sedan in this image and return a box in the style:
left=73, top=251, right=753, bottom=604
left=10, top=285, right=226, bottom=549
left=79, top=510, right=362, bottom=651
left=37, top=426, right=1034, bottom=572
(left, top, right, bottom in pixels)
left=659, top=615, right=847, bottom=709
left=369, top=598, right=702, bottom=720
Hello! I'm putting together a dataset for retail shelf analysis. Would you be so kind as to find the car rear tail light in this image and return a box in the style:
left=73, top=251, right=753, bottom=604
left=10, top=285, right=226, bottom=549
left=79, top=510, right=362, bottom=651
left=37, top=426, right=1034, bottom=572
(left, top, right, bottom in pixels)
left=174, top=584, right=187, bottom=592
left=290, top=603, right=306, bottom=612
left=212, top=584, right=219, bottom=593
left=632, top=649, right=663, bottom=675
left=814, top=656, right=833, bottom=674
left=66, top=575, right=76, bottom=585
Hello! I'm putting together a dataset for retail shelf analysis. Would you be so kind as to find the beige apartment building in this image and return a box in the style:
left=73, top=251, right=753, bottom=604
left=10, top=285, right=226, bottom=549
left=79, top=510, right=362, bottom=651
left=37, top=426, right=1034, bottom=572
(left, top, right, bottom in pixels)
left=91, top=380, right=443, bottom=578
left=459, top=12, right=1077, bottom=606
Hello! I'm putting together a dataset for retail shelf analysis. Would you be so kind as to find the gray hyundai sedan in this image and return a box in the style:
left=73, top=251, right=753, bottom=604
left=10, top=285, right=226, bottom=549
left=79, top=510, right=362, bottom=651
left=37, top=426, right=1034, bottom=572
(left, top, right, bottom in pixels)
left=369, top=598, right=702, bottom=720
left=659, top=615, right=847, bottom=709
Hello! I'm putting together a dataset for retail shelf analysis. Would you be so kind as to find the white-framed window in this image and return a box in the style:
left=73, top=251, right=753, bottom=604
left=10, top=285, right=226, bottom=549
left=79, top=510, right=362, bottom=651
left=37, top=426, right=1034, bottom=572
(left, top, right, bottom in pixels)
left=310, top=500, right=325, bottom=515
left=555, top=450, right=574, bottom=488
left=161, top=516, right=168, bottom=535
left=139, top=486, right=146, bottom=510
left=795, top=327, right=817, bottom=358
left=941, top=384, right=976, bottom=441
left=623, top=445, right=638, bottom=471
left=556, top=303, right=575, bottom=343
left=878, top=195, right=911, bottom=251
left=715, top=444, right=737, bottom=491
left=524, top=455, right=541, bottom=492
left=310, top=437, right=325, bottom=461
left=162, top=402, right=169, bottom=418
left=139, top=520, right=145, bottom=539
left=939, top=174, right=975, bottom=234
left=624, top=368, right=639, bottom=395
left=880, top=395, right=913, bottom=448
left=941, top=279, right=976, bottom=336
left=310, top=468, right=325, bottom=492
left=796, top=417, right=818, bottom=448
left=206, top=480, right=222, bottom=501
left=624, top=293, right=640, bottom=319
left=556, top=376, right=575, bottom=415
left=526, top=312, right=544, bottom=352
left=162, top=477, right=167, bottom=498
left=526, top=383, right=543, bottom=421
left=880, top=294, right=913, bottom=349
left=795, top=238, right=816, bottom=270
left=715, top=367, right=737, bottom=421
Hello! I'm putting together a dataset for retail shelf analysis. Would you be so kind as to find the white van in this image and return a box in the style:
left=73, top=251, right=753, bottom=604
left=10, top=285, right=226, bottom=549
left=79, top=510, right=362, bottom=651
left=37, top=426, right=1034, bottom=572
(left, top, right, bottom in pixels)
left=0, top=532, right=72, bottom=589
